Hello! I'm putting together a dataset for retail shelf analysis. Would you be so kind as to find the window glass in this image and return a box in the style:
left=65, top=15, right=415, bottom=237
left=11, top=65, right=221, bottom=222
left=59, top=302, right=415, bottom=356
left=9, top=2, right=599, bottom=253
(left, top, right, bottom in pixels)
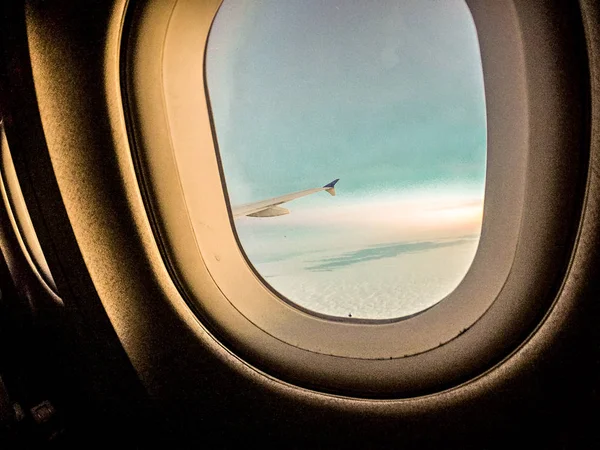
left=206, top=0, right=486, bottom=319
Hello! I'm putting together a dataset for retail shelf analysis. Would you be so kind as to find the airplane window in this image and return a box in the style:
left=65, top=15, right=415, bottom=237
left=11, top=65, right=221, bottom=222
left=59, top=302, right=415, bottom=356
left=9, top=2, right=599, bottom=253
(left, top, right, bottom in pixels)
left=206, top=0, right=486, bottom=319
left=123, top=0, right=585, bottom=393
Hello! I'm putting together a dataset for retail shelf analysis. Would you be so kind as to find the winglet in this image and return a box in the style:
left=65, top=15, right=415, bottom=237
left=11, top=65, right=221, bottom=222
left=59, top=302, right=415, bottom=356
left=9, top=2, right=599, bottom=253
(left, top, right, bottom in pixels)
left=323, top=179, right=339, bottom=188
left=323, top=178, right=339, bottom=196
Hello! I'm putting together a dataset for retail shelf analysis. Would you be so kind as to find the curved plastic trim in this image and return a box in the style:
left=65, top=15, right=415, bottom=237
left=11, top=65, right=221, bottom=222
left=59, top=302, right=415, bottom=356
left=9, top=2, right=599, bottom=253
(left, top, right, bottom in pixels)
left=0, top=121, right=60, bottom=301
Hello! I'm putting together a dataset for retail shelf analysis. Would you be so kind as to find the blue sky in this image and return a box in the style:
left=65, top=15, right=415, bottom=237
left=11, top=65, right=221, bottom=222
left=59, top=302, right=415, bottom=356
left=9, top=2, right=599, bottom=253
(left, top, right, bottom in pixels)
left=205, top=0, right=487, bottom=319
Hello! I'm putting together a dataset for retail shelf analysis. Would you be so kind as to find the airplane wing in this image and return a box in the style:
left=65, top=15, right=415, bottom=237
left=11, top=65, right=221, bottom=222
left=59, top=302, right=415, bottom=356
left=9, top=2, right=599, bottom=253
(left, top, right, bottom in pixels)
left=232, top=179, right=339, bottom=218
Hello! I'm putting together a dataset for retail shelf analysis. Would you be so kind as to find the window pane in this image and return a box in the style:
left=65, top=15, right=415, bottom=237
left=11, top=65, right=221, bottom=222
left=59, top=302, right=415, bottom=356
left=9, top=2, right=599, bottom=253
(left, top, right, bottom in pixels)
left=206, top=0, right=486, bottom=319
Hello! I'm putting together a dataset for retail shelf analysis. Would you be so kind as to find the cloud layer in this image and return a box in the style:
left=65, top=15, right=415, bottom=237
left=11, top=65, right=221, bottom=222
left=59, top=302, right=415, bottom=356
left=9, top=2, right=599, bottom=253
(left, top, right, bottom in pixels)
left=234, top=190, right=483, bottom=319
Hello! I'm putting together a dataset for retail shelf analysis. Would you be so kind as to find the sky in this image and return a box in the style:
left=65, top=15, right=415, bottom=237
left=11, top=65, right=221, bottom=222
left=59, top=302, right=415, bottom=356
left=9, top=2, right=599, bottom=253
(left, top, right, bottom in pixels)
left=205, top=0, right=487, bottom=319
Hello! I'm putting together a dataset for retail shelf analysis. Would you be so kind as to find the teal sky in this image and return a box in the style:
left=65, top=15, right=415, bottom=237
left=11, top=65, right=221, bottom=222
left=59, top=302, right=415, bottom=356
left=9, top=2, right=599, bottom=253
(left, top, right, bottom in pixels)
left=206, top=0, right=486, bottom=204
left=204, top=0, right=487, bottom=319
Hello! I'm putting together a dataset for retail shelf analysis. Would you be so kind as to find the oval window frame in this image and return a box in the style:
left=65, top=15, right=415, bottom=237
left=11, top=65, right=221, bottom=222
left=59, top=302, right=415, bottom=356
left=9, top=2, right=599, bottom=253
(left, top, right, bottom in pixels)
left=121, top=0, right=588, bottom=397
